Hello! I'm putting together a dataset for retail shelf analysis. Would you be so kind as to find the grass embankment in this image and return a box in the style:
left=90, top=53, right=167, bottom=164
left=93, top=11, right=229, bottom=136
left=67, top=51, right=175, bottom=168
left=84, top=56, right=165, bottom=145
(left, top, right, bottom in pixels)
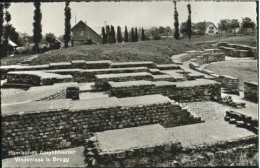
left=1, top=35, right=256, bottom=66
left=205, top=60, right=258, bottom=90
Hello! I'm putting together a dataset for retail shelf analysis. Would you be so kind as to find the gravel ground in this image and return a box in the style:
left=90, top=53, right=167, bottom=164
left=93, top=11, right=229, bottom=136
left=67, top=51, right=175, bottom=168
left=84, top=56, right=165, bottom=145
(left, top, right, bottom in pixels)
left=181, top=101, right=229, bottom=122
left=1, top=88, right=27, bottom=98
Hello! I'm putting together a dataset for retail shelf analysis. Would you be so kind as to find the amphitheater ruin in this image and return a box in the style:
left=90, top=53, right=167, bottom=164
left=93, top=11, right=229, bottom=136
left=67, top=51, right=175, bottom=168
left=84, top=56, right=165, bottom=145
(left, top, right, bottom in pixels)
left=1, top=42, right=258, bottom=167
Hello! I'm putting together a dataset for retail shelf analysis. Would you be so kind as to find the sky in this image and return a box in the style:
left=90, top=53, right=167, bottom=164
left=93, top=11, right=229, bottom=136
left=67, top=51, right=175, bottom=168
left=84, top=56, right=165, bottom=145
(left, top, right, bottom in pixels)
left=8, top=1, right=257, bottom=37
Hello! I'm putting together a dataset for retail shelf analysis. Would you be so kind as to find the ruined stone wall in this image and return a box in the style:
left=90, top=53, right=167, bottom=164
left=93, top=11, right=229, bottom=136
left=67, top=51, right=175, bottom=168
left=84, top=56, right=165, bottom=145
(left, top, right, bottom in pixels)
left=244, top=82, right=258, bottom=102
left=78, top=67, right=148, bottom=82
left=109, top=80, right=221, bottom=102
left=7, top=73, right=41, bottom=86
left=84, top=136, right=182, bottom=168
left=217, top=75, right=239, bottom=92
left=218, top=43, right=255, bottom=57
left=95, top=72, right=153, bottom=90
left=1, top=60, right=112, bottom=80
left=1, top=95, right=202, bottom=158
left=6, top=72, right=73, bottom=86
left=167, top=84, right=221, bottom=102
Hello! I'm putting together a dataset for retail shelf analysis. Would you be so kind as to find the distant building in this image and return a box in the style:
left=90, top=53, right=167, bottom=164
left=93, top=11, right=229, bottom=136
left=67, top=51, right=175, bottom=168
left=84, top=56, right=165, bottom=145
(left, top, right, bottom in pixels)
left=205, top=22, right=218, bottom=35
left=71, top=20, right=102, bottom=47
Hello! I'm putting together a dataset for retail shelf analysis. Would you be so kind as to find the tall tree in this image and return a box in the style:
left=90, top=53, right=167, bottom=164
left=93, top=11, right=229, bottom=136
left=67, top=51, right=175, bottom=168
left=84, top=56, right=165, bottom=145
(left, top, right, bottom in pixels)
left=8, top=25, right=20, bottom=45
left=230, top=19, right=239, bottom=35
left=0, top=3, right=4, bottom=47
left=117, top=26, right=122, bottom=43
left=131, top=28, right=134, bottom=42
left=101, top=27, right=107, bottom=44
left=64, top=2, right=71, bottom=48
left=218, top=19, right=230, bottom=35
left=141, top=28, right=145, bottom=41
left=110, top=25, right=116, bottom=43
left=33, top=2, right=42, bottom=53
left=124, top=26, right=128, bottom=42
left=134, top=27, right=138, bottom=42
left=173, top=1, right=180, bottom=39
left=106, top=25, right=110, bottom=43
left=1, top=3, right=11, bottom=57
left=241, top=17, right=255, bottom=34
left=186, top=4, right=192, bottom=43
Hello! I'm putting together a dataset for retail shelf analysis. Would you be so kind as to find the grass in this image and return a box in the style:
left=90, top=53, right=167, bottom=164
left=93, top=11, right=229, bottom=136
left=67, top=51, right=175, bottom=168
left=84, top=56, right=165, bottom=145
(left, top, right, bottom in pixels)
left=1, top=34, right=256, bottom=66
left=204, top=59, right=258, bottom=90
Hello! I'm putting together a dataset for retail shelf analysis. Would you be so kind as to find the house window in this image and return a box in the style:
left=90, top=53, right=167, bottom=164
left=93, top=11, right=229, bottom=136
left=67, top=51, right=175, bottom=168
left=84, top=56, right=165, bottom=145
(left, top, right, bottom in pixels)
left=80, top=31, right=83, bottom=36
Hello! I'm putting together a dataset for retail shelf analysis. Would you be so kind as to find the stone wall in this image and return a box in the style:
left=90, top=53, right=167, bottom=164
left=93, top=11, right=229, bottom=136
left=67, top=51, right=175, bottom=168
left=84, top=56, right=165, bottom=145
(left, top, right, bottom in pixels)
left=109, top=79, right=221, bottom=102
left=2, top=94, right=202, bottom=158
left=1, top=60, right=112, bottom=80
left=83, top=124, right=182, bottom=167
left=83, top=124, right=258, bottom=167
left=78, top=67, right=149, bottom=82
left=110, top=61, right=155, bottom=68
left=171, top=49, right=224, bottom=65
left=218, top=43, right=255, bottom=57
left=217, top=75, right=239, bottom=92
left=2, top=82, right=79, bottom=105
left=95, top=72, right=154, bottom=89
left=6, top=71, right=73, bottom=86
left=244, top=81, right=258, bottom=102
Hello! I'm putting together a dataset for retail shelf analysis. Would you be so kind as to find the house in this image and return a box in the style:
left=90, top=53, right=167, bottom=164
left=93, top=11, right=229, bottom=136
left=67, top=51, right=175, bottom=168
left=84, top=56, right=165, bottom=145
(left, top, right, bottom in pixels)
left=71, top=20, right=102, bottom=47
left=205, top=22, right=218, bottom=35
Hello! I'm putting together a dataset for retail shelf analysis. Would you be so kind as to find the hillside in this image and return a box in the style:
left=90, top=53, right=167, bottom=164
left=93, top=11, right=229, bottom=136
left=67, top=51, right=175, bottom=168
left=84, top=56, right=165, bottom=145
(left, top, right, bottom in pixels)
left=1, top=35, right=257, bottom=65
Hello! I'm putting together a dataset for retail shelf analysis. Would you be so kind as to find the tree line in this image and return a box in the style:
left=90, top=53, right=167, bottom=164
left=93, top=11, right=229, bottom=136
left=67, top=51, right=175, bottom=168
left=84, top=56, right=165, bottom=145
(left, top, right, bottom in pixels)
left=173, top=1, right=256, bottom=41
left=101, top=25, right=145, bottom=44
left=0, top=2, right=72, bottom=57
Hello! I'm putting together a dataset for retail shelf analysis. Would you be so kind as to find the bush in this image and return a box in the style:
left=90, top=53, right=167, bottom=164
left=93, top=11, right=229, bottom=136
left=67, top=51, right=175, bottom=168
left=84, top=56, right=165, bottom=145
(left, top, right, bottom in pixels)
left=153, top=34, right=161, bottom=40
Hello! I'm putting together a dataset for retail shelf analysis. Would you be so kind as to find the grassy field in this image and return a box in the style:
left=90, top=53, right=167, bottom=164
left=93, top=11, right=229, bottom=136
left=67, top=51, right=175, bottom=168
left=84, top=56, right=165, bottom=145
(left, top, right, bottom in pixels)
left=205, top=59, right=258, bottom=90
left=1, top=34, right=256, bottom=66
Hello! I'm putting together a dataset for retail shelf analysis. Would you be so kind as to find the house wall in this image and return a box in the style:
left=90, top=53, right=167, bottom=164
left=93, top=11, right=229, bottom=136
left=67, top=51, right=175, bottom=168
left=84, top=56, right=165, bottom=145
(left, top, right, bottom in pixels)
left=71, top=26, right=102, bottom=46
left=206, top=24, right=218, bottom=35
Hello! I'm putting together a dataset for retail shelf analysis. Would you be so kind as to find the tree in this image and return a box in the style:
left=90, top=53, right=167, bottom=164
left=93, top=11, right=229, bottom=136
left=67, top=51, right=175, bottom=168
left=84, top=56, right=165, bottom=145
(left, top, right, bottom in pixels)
left=124, top=26, right=128, bottom=42
left=101, top=27, right=107, bottom=44
left=218, top=19, right=230, bottom=35
left=8, top=24, right=20, bottom=45
left=180, top=22, right=187, bottom=34
left=131, top=28, right=134, bottom=42
left=64, top=2, right=71, bottom=48
left=195, top=22, right=206, bottom=35
left=1, top=3, right=11, bottom=57
left=110, top=25, right=116, bottom=43
left=241, top=17, right=255, bottom=34
left=134, top=27, right=138, bottom=42
left=33, top=2, right=42, bottom=53
left=173, top=1, right=180, bottom=39
left=229, top=19, right=239, bottom=35
left=0, top=3, right=4, bottom=47
left=166, top=26, right=171, bottom=38
left=117, top=26, right=122, bottom=43
left=45, top=33, right=56, bottom=44
left=106, top=25, right=110, bottom=43
left=141, top=28, right=145, bottom=41
left=186, top=4, right=192, bottom=43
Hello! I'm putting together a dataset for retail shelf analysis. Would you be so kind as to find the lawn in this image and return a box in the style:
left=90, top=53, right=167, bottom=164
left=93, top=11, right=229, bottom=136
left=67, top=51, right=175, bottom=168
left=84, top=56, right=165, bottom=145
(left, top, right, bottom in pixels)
left=1, top=35, right=256, bottom=66
left=204, top=59, right=258, bottom=90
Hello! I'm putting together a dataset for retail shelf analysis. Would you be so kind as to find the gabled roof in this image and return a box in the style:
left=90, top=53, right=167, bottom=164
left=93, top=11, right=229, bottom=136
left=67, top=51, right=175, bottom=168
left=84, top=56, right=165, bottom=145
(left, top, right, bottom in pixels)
left=9, top=39, right=18, bottom=47
left=71, top=20, right=101, bottom=38
left=71, top=20, right=88, bottom=30
left=205, top=22, right=217, bottom=29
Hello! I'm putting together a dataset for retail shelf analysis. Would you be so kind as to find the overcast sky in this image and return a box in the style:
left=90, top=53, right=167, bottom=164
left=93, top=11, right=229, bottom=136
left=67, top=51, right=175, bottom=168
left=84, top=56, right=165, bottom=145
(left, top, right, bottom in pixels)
left=8, top=1, right=257, bottom=37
